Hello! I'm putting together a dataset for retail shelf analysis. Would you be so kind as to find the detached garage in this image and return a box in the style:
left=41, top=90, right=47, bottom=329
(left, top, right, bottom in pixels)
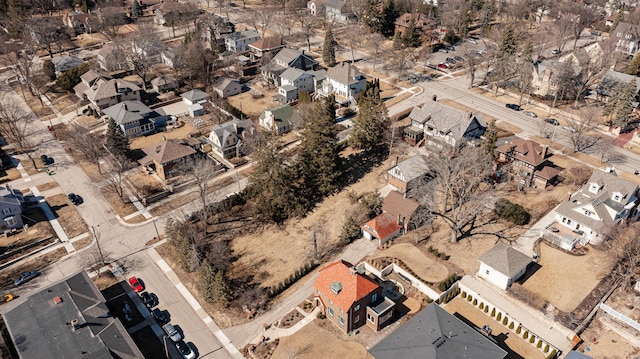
left=477, top=242, right=532, bottom=290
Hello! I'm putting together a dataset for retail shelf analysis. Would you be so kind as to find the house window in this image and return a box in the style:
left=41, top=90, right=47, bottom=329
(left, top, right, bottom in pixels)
left=2, top=208, right=10, bottom=215
left=328, top=307, right=334, bottom=318
left=371, top=293, right=377, bottom=302
left=354, top=315, right=360, bottom=323
left=338, top=316, right=344, bottom=326
left=614, top=194, right=620, bottom=201
left=367, top=313, right=374, bottom=323
left=485, top=270, right=490, bottom=275
left=5, top=217, right=15, bottom=226
left=584, top=210, right=593, bottom=216
left=354, top=304, right=360, bottom=311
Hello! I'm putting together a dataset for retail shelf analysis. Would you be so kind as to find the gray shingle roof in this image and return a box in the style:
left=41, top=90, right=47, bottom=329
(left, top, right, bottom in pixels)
left=478, top=242, right=532, bottom=277
left=280, top=67, right=307, bottom=82
left=102, top=100, right=164, bottom=127
left=409, top=101, right=486, bottom=141
left=369, top=303, right=507, bottom=359
left=259, top=104, right=299, bottom=130
left=85, top=78, right=140, bottom=101
left=181, top=89, right=210, bottom=103
left=272, top=48, right=318, bottom=67
left=394, top=155, right=429, bottom=183
left=51, top=55, right=84, bottom=73
left=141, top=139, right=196, bottom=164
left=327, top=62, right=364, bottom=86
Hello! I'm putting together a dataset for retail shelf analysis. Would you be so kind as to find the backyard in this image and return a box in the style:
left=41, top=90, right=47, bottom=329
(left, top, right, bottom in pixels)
left=271, top=322, right=368, bottom=359
left=371, top=242, right=449, bottom=283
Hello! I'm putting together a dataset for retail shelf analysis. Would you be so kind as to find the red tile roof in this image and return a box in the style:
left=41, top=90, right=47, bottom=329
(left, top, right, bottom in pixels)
left=314, top=260, right=380, bottom=312
left=361, top=213, right=401, bottom=241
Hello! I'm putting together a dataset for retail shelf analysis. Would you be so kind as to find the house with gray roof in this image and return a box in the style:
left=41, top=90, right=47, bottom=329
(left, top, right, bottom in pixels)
left=612, top=22, right=640, bottom=56
left=596, top=70, right=640, bottom=101
left=213, top=77, right=242, bottom=99
left=51, top=55, right=84, bottom=75
left=387, top=155, right=429, bottom=194
left=277, top=68, right=314, bottom=103
left=74, top=73, right=141, bottom=112
left=225, top=29, right=260, bottom=53
left=369, top=303, right=507, bottom=359
left=103, top=100, right=167, bottom=137
left=4, top=271, right=143, bottom=359
left=259, top=104, right=300, bottom=135
left=0, top=185, right=23, bottom=234
left=181, top=89, right=210, bottom=105
left=542, top=168, right=640, bottom=250
left=319, top=62, right=367, bottom=105
left=207, top=118, right=255, bottom=159
left=477, top=242, right=532, bottom=290
left=307, top=0, right=354, bottom=23
left=405, top=98, right=486, bottom=149
left=262, top=48, right=318, bottom=85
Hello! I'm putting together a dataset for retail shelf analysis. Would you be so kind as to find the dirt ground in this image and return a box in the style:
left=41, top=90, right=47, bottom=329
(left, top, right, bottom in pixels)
left=227, top=87, right=279, bottom=118
left=445, top=298, right=545, bottom=359
left=522, top=243, right=614, bottom=313
left=271, top=322, right=368, bottom=359
left=99, top=186, right=138, bottom=218
left=372, top=243, right=449, bottom=283
left=0, top=168, right=21, bottom=183
left=46, top=194, right=89, bottom=238
left=576, top=313, right=640, bottom=359
left=129, top=123, right=197, bottom=150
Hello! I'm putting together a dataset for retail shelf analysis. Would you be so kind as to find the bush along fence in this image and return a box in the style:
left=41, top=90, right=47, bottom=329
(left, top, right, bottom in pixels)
left=458, top=282, right=559, bottom=357
left=267, top=261, right=319, bottom=298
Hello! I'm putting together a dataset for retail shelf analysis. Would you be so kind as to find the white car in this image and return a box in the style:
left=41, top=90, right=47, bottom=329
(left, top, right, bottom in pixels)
left=163, top=323, right=182, bottom=342
left=468, top=38, right=478, bottom=44
left=562, top=125, right=577, bottom=133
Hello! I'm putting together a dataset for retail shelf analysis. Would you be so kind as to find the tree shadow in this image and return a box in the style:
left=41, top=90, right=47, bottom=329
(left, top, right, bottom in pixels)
left=339, top=150, right=387, bottom=190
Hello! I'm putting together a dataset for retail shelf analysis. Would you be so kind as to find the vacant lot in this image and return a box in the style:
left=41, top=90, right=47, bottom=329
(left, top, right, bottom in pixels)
left=522, top=242, right=613, bottom=312
left=372, top=243, right=449, bottom=283
left=271, top=322, right=368, bottom=359
left=47, top=194, right=89, bottom=238
left=227, top=88, right=279, bottom=118
left=445, top=298, right=545, bottom=359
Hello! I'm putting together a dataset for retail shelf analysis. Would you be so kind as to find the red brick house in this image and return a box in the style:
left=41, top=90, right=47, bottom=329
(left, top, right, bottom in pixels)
left=394, top=13, right=439, bottom=44
left=314, top=260, right=395, bottom=334
left=495, top=139, right=560, bottom=188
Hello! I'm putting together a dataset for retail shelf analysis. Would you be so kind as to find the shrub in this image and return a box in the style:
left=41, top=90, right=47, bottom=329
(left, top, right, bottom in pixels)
left=495, top=198, right=531, bottom=225
left=339, top=217, right=362, bottom=244
left=472, top=299, right=478, bottom=306
left=547, top=349, right=556, bottom=359
left=516, top=326, right=521, bottom=334
left=461, top=291, right=467, bottom=299
left=467, top=295, right=473, bottom=302
left=529, top=335, right=535, bottom=344
left=484, top=306, right=489, bottom=313
left=428, top=245, right=434, bottom=252
left=317, top=313, right=326, bottom=319
left=444, top=255, right=450, bottom=260
left=537, top=340, right=543, bottom=349
left=479, top=302, right=484, bottom=310
left=543, top=344, right=549, bottom=353
left=502, top=317, right=508, bottom=326
left=509, top=322, right=514, bottom=329
left=523, top=331, right=529, bottom=340
left=495, top=311, right=500, bottom=320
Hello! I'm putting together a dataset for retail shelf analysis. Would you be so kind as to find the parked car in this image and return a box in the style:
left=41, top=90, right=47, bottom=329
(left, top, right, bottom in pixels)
left=545, top=118, right=560, bottom=126
left=40, top=155, right=54, bottom=166
left=175, top=341, right=196, bottom=359
left=140, top=292, right=156, bottom=308
left=14, top=271, right=39, bottom=286
left=591, top=30, right=601, bottom=36
left=438, top=48, right=449, bottom=53
left=468, top=38, right=478, bottom=44
left=0, top=294, right=14, bottom=305
left=68, top=193, right=83, bottom=205
left=476, top=49, right=485, bottom=55
left=152, top=308, right=170, bottom=325
left=563, top=125, right=577, bottom=133
left=445, top=57, right=456, bottom=64
left=551, top=49, right=560, bottom=54
left=445, top=45, right=455, bottom=51
left=163, top=323, right=183, bottom=342
left=523, top=111, right=537, bottom=118
left=437, top=63, right=449, bottom=69
left=505, top=103, right=522, bottom=111
left=454, top=55, right=464, bottom=62
left=128, top=276, right=144, bottom=292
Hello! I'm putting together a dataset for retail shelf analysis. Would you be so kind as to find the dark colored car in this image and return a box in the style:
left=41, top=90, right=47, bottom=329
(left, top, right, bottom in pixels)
left=68, top=193, right=83, bottom=205
left=545, top=118, right=560, bottom=126
left=40, top=155, right=54, bottom=166
left=445, top=57, right=456, bottom=64
left=14, top=271, right=39, bottom=286
left=175, top=341, right=196, bottom=359
left=152, top=308, right=169, bottom=325
left=505, top=103, right=522, bottom=111
left=140, top=292, right=155, bottom=308
left=454, top=55, right=464, bottom=62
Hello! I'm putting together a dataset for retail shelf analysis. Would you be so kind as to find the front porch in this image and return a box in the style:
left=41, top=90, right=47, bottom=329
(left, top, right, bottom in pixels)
left=540, top=221, right=588, bottom=250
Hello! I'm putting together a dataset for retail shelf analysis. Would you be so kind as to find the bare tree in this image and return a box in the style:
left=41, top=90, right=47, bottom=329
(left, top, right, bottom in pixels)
left=297, top=9, right=319, bottom=53
left=78, top=243, right=108, bottom=276
left=27, top=17, right=65, bottom=59
left=1, top=37, right=40, bottom=99
left=102, top=153, right=135, bottom=204
left=389, top=46, right=416, bottom=78
left=0, top=94, right=38, bottom=168
left=63, top=124, right=105, bottom=174
left=97, top=7, right=129, bottom=40
left=180, top=157, right=222, bottom=236
left=460, top=47, right=480, bottom=88
left=571, top=48, right=610, bottom=108
left=566, top=108, right=600, bottom=152
left=119, top=22, right=163, bottom=90
left=308, top=222, right=329, bottom=260
left=608, top=222, right=640, bottom=292
left=340, top=25, right=365, bottom=63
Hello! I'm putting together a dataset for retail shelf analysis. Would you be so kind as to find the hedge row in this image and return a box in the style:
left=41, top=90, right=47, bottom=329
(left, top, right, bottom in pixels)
left=267, top=261, right=319, bottom=298
left=442, top=287, right=460, bottom=304
left=437, top=273, right=459, bottom=292
left=428, top=246, right=450, bottom=260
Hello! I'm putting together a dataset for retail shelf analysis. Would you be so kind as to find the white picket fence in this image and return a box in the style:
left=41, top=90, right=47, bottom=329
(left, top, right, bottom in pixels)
left=600, top=303, right=640, bottom=331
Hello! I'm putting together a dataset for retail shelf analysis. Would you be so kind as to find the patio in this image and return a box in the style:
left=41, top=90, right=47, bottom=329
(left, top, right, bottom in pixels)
left=540, top=220, right=587, bottom=251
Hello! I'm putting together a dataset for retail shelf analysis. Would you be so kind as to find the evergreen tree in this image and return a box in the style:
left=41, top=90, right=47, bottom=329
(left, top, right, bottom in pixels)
left=606, top=79, right=638, bottom=128
left=628, top=55, right=640, bottom=76
left=392, top=31, right=402, bottom=49
left=323, top=27, right=336, bottom=67
left=106, top=119, right=130, bottom=156
left=43, top=60, right=56, bottom=81
left=297, top=95, right=342, bottom=198
left=379, top=0, right=399, bottom=37
left=198, top=261, right=230, bottom=307
left=350, top=80, right=388, bottom=152
left=131, top=0, right=141, bottom=17
left=499, top=24, right=518, bottom=57
left=481, top=119, right=498, bottom=157
left=402, top=18, right=421, bottom=48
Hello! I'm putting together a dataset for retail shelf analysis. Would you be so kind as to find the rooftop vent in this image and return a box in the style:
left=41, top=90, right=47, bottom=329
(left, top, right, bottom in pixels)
left=330, top=281, right=342, bottom=295
left=53, top=296, right=63, bottom=304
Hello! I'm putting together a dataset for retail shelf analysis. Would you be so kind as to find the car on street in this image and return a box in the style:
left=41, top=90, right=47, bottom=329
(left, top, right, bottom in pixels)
left=563, top=125, right=577, bottom=133
left=551, top=49, right=560, bottom=54
left=140, top=292, right=156, bottom=308
left=468, top=38, right=478, bottom=44
left=454, top=55, right=464, bottom=62
left=163, top=323, right=182, bottom=342
left=152, top=308, right=170, bottom=325
left=1, top=293, right=14, bottom=305
left=438, top=48, right=448, bottom=53
left=445, top=45, right=455, bottom=51
left=175, top=341, right=196, bottom=359
left=523, top=111, right=537, bottom=118
left=545, top=118, right=560, bottom=126
left=445, top=57, right=456, bottom=64
left=68, top=193, right=83, bottom=205
left=40, top=155, right=54, bottom=166
left=128, top=276, right=144, bottom=292
left=505, top=103, right=522, bottom=111
left=437, top=63, right=449, bottom=69
left=14, top=271, right=39, bottom=286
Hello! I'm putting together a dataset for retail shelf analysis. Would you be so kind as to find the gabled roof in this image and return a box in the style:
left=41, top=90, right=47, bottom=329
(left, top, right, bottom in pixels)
left=409, top=101, right=486, bottom=141
left=210, top=118, right=254, bottom=146
left=478, top=242, right=532, bottom=278
left=213, top=77, right=240, bottom=91
left=141, top=139, right=196, bottom=164
left=81, top=69, right=111, bottom=86
left=394, top=13, right=437, bottom=29
left=103, top=100, right=162, bottom=126
left=597, top=70, right=640, bottom=96
left=382, top=191, right=420, bottom=223
left=369, top=303, right=507, bottom=359
left=226, top=29, right=260, bottom=41
left=280, top=67, right=309, bottom=83
left=496, top=139, right=548, bottom=167
left=272, top=48, right=318, bottom=67
left=181, top=89, right=210, bottom=103
left=51, top=56, right=84, bottom=73
left=327, top=62, right=364, bottom=86
left=0, top=185, right=22, bottom=206
left=392, top=155, right=429, bottom=183
left=362, top=213, right=401, bottom=241
left=85, top=78, right=140, bottom=102
left=313, top=260, right=380, bottom=312
left=613, top=22, right=639, bottom=40
left=248, top=36, right=284, bottom=51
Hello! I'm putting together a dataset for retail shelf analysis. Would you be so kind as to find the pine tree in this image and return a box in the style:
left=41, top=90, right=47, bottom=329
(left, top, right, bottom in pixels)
left=43, top=60, right=56, bottom=81
left=297, top=95, right=342, bottom=198
left=379, top=0, right=399, bottom=37
left=627, top=55, right=640, bottom=76
left=402, top=18, right=421, bottom=48
left=350, top=80, right=388, bottom=152
left=323, top=27, right=336, bottom=67
left=481, top=119, right=498, bottom=157
left=198, top=261, right=230, bottom=307
left=131, top=0, right=141, bottom=17
left=610, top=78, right=637, bottom=128
left=106, top=119, right=130, bottom=156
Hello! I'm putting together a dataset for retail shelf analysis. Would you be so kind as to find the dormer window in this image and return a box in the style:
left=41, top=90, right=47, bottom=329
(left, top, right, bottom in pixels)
left=584, top=210, right=593, bottom=216
left=330, top=281, right=342, bottom=295
left=626, top=34, right=633, bottom=39
left=589, top=183, right=600, bottom=194
left=613, top=194, right=621, bottom=202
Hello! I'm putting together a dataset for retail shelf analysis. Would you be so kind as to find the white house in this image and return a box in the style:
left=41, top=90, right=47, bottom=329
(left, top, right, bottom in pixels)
left=225, top=30, right=260, bottom=53
left=0, top=185, right=23, bottom=234
left=319, top=62, right=367, bottom=105
left=277, top=68, right=314, bottom=103
left=542, top=168, right=640, bottom=250
left=307, top=0, right=354, bottom=23
left=207, top=119, right=255, bottom=159
left=477, top=242, right=532, bottom=290
left=180, top=89, right=210, bottom=106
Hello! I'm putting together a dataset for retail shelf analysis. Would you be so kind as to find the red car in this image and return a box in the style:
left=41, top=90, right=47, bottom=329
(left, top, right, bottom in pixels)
left=128, top=276, right=144, bottom=292
left=437, top=63, right=449, bottom=69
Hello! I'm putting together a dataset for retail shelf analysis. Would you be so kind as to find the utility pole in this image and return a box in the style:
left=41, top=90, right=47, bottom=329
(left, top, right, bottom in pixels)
left=152, top=218, right=161, bottom=241
left=91, top=225, right=105, bottom=264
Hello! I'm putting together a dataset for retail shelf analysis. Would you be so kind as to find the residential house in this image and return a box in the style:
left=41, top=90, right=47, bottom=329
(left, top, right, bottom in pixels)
left=307, top=0, right=354, bottom=23
left=369, top=303, right=507, bottom=359
left=612, top=22, right=640, bottom=56
left=151, top=75, right=178, bottom=93
left=319, top=62, right=367, bottom=105
left=0, top=185, right=23, bottom=234
left=225, top=30, right=260, bottom=53
left=314, top=260, right=394, bottom=334
left=103, top=100, right=167, bottom=137
left=387, top=155, right=429, bottom=194
left=73, top=70, right=141, bottom=112
left=477, top=242, right=532, bottom=290
left=140, top=139, right=196, bottom=180
left=259, top=104, right=300, bottom=135
left=247, top=36, right=285, bottom=60
left=361, top=213, right=402, bottom=246
left=381, top=190, right=421, bottom=231
left=262, top=48, right=318, bottom=86
left=97, top=44, right=127, bottom=72
left=394, top=13, right=439, bottom=44
left=152, top=0, right=197, bottom=26
left=213, top=77, right=242, bottom=99
left=566, top=351, right=593, bottom=359
left=4, top=271, right=144, bottom=359
left=306, top=69, right=328, bottom=91
left=404, top=99, right=487, bottom=149
left=207, top=118, right=255, bottom=159
left=51, top=55, right=84, bottom=75
left=62, top=11, right=93, bottom=34
left=181, top=89, right=210, bottom=105
left=541, top=168, right=640, bottom=250
left=277, top=68, right=314, bottom=103
left=233, top=55, right=260, bottom=76
left=495, top=139, right=560, bottom=188
left=596, top=70, right=640, bottom=101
